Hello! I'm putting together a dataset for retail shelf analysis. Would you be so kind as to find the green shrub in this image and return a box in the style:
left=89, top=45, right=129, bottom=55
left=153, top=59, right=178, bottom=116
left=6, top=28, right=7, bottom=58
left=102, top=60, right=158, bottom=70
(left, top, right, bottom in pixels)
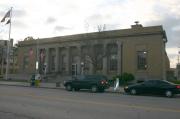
left=168, top=80, right=180, bottom=84
left=112, top=72, right=135, bottom=86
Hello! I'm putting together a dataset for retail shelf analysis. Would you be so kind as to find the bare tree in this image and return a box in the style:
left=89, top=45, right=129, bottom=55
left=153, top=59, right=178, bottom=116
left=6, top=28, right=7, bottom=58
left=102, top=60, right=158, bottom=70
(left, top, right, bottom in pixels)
left=81, top=24, right=111, bottom=74
left=97, top=24, right=106, bottom=32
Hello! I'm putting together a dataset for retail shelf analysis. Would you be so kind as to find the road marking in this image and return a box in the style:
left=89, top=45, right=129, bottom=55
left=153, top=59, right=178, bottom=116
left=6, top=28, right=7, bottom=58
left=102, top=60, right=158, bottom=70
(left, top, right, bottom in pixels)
left=1, top=92, right=180, bottom=113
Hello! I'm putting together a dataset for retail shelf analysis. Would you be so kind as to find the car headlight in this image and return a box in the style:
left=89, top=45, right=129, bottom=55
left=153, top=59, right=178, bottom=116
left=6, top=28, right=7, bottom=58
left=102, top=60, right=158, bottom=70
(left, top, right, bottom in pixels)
left=124, top=86, right=128, bottom=89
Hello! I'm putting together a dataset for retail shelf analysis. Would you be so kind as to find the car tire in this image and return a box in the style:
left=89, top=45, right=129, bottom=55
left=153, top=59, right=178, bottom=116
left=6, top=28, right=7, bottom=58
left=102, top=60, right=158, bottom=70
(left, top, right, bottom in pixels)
left=91, top=85, right=98, bottom=93
left=130, top=89, right=137, bottom=95
left=66, top=84, right=72, bottom=91
left=74, top=88, right=80, bottom=91
left=99, top=89, right=105, bottom=93
left=165, top=90, right=173, bottom=98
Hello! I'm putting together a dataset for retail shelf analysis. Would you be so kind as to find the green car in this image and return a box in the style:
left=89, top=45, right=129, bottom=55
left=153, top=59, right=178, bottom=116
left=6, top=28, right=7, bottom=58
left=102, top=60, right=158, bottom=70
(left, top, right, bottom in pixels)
left=124, top=80, right=180, bottom=97
left=63, top=75, right=110, bottom=93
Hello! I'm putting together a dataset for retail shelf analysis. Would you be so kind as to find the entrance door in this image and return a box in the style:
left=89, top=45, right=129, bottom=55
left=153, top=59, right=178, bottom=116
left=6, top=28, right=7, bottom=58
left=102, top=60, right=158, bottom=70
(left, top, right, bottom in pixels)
left=72, top=64, right=77, bottom=76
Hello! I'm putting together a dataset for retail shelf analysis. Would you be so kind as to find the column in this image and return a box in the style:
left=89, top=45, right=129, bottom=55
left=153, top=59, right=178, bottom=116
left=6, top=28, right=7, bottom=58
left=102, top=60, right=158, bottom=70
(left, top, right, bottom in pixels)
left=88, top=45, right=93, bottom=74
left=45, top=48, right=49, bottom=73
left=103, top=44, right=107, bottom=75
left=117, top=42, right=123, bottom=75
left=66, top=47, right=70, bottom=75
left=77, top=46, right=81, bottom=75
left=55, top=47, right=59, bottom=72
left=37, top=48, right=40, bottom=73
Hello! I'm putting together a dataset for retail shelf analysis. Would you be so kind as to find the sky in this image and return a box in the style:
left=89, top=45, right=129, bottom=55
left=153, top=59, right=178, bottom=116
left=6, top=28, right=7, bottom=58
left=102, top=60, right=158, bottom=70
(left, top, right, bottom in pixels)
left=0, top=0, right=180, bottom=68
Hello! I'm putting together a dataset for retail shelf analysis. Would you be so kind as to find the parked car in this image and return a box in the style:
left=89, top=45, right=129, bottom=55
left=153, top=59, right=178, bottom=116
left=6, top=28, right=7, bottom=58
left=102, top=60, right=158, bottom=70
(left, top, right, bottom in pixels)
left=124, top=80, right=180, bottom=97
left=63, top=75, right=110, bottom=92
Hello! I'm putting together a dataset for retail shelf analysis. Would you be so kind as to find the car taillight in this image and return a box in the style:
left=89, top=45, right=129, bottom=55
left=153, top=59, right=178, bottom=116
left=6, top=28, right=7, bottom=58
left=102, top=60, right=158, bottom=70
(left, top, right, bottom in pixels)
left=176, top=85, right=180, bottom=89
left=101, top=80, right=107, bottom=84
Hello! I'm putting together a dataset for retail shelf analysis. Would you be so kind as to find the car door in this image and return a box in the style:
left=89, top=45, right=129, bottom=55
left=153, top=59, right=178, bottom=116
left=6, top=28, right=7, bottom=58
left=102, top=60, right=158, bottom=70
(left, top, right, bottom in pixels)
left=72, top=76, right=85, bottom=89
left=76, top=75, right=90, bottom=89
left=154, top=80, right=171, bottom=95
left=83, top=75, right=94, bottom=89
left=141, top=80, right=156, bottom=94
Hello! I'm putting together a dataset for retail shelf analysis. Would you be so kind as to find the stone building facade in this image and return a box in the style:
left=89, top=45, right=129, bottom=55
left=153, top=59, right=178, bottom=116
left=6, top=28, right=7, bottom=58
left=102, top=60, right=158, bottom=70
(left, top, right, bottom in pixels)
left=0, top=39, right=16, bottom=75
left=17, top=24, right=170, bottom=81
left=176, top=64, right=180, bottom=80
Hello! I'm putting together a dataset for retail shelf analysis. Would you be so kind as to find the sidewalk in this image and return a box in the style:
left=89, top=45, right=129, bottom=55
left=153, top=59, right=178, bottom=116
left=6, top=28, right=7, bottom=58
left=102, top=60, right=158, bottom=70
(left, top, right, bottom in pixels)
left=0, top=81, right=124, bottom=93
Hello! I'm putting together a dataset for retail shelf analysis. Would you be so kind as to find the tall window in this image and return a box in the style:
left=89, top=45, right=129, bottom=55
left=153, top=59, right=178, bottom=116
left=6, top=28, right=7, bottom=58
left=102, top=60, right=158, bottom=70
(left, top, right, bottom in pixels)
left=81, top=46, right=90, bottom=72
left=94, top=44, right=103, bottom=70
left=137, top=51, right=147, bottom=70
left=51, top=55, right=55, bottom=71
left=23, top=54, right=29, bottom=70
left=110, top=54, right=117, bottom=71
left=107, top=44, right=118, bottom=71
left=50, top=49, right=56, bottom=71
left=62, top=54, right=66, bottom=72
left=96, top=54, right=103, bottom=70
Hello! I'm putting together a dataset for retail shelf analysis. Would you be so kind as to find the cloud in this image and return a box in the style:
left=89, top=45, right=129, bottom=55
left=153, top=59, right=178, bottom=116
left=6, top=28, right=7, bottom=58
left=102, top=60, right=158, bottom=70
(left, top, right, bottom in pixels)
left=54, top=26, right=69, bottom=32
left=13, top=9, right=26, bottom=18
left=13, top=20, right=27, bottom=29
left=46, top=17, right=56, bottom=24
left=86, top=14, right=104, bottom=25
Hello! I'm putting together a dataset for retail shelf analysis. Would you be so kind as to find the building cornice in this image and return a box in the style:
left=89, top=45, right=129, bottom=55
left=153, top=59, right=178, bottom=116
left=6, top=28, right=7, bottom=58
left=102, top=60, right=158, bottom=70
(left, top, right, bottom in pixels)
left=18, top=25, right=166, bottom=47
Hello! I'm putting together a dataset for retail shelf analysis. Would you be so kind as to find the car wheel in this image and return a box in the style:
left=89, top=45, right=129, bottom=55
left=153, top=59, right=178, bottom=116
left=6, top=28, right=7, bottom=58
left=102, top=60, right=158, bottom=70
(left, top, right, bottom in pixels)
left=91, top=85, right=98, bottom=93
left=130, top=89, right=137, bottom=95
left=99, top=89, right=105, bottom=93
left=66, top=84, right=72, bottom=91
left=74, top=88, right=80, bottom=91
left=165, top=90, right=173, bottom=98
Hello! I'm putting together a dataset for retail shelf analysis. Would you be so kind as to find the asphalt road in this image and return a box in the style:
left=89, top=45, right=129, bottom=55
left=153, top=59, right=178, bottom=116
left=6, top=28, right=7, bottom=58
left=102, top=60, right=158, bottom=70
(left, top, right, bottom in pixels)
left=0, top=85, right=180, bottom=119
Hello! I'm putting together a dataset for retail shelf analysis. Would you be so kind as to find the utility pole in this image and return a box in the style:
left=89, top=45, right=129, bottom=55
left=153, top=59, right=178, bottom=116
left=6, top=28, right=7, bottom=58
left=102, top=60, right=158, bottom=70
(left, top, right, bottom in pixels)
left=36, top=38, right=39, bottom=75
left=178, top=47, right=180, bottom=64
left=177, top=47, right=180, bottom=80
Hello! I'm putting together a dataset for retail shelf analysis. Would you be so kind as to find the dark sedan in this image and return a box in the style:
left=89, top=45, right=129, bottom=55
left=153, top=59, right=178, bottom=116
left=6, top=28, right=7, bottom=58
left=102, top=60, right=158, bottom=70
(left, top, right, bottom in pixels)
left=124, top=80, right=180, bottom=97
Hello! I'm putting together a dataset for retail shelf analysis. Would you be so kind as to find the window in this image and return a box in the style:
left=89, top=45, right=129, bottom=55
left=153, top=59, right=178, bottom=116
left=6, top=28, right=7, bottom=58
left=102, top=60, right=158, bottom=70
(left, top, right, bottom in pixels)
left=110, top=54, right=117, bottom=71
left=50, top=49, right=56, bottom=71
left=94, top=44, right=103, bottom=70
left=23, top=55, right=29, bottom=69
left=107, top=43, right=118, bottom=72
left=51, top=55, right=55, bottom=71
left=96, top=54, right=103, bottom=70
left=62, top=55, right=66, bottom=71
left=137, top=51, right=147, bottom=70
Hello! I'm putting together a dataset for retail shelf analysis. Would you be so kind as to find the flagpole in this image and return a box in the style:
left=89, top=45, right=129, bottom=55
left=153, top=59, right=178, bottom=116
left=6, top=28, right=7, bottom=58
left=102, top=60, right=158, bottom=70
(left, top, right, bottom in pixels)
left=5, top=7, right=12, bottom=80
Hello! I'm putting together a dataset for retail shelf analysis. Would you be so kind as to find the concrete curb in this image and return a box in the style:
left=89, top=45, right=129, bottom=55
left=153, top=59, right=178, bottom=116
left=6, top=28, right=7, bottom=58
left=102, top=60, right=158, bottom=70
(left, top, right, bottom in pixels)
left=0, top=81, right=124, bottom=93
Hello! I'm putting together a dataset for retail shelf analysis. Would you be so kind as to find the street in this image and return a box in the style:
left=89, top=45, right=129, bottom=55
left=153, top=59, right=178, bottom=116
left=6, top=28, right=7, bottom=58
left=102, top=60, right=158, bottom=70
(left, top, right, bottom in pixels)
left=0, top=85, right=180, bottom=119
